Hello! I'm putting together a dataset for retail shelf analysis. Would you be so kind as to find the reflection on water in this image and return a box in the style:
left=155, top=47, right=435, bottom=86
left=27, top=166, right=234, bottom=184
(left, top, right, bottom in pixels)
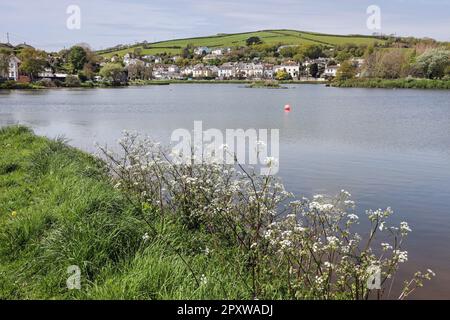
left=1, top=85, right=450, bottom=299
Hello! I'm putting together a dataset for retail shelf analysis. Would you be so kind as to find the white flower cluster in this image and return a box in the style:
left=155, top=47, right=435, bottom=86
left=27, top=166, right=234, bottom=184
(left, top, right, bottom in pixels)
left=393, top=250, right=408, bottom=263
left=99, top=132, right=433, bottom=300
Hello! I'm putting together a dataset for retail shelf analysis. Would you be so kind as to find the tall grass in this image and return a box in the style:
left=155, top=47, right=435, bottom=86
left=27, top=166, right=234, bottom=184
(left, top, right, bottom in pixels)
left=0, top=126, right=251, bottom=299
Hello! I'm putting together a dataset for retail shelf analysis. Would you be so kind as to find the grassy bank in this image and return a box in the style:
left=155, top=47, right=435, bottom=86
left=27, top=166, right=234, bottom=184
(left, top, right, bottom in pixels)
left=0, top=81, right=45, bottom=90
left=0, top=126, right=250, bottom=299
left=0, top=126, right=432, bottom=300
left=1, top=79, right=326, bottom=90
left=0, top=81, right=117, bottom=90
left=332, top=78, right=450, bottom=89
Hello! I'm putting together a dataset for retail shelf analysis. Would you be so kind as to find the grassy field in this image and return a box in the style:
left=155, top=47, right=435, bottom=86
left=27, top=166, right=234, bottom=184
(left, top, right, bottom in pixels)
left=0, top=126, right=256, bottom=299
left=99, top=29, right=385, bottom=58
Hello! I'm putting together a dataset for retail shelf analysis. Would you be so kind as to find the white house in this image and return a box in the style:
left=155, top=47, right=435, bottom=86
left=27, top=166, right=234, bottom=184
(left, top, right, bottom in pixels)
left=211, top=48, right=224, bottom=56
left=218, top=63, right=236, bottom=79
left=143, top=55, right=156, bottom=61
left=181, top=66, right=194, bottom=77
left=263, top=64, right=274, bottom=79
left=192, top=64, right=215, bottom=78
left=274, top=63, right=300, bottom=79
left=247, top=64, right=264, bottom=79
left=211, top=47, right=231, bottom=56
left=194, top=47, right=211, bottom=56
left=152, top=65, right=169, bottom=79
left=123, top=53, right=132, bottom=65
left=38, top=68, right=68, bottom=81
left=208, top=65, right=219, bottom=77
left=168, top=65, right=179, bottom=73
left=38, top=68, right=54, bottom=79
left=8, top=56, right=21, bottom=81
left=323, top=65, right=339, bottom=78
left=203, top=54, right=220, bottom=62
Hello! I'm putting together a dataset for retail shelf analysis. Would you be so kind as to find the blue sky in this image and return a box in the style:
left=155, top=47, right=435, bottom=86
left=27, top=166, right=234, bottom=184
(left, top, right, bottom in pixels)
left=1, top=0, right=449, bottom=51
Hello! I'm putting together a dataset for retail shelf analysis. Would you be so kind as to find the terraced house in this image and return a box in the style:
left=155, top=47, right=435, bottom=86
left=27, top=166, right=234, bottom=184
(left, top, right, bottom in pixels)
left=7, top=56, right=21, bottom=81
left=274, top=62, right=300, bottom=80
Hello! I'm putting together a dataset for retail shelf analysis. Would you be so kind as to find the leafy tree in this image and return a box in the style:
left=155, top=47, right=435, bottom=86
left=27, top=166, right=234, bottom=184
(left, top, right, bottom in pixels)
left=275, top=69, right=291, bottom=80
left=206, top=58, right=221, bottom=66
left=293, top=53, right=304, bottom=63
left=133, top=47, right=143, bottom=57
left=303, top=45, right=323, bottom=59
left=414, top=48, right=450, bottom=79
left=336, top=61, right=356, bottom=81
left=19, top=48, right=47, bottom=81
left=127, top=61, right=152, bottom=80
left=81, top=64, right=95, bottom=81
left=182, top=44, right=194, bottom=59
left=246, top=36, right=262, bottom=46
left=363, top=49, right=410, bottom=79
left=309, top=63, right=319, bottom=78
left=376, top=49, right=409, bottom=79
left=335, top=43, right=366, bottom=58
left=445, top=65, right=450, bottom=78
left=0, top=52, right=9, bottom=78
left=279, top=46, right=297, bottom=58
left=64, top=75, right=81, bottom=87
left=68, top=46, right=87, bottom=74
left=99, top=63, right=125, bottom=84
left=327, top=60, right=337, bottom=66
left=364, top=44, right=375, bottom=58
left=175, top=58, right=190, bottom=67
left=335, top=51, right=352, bottom=63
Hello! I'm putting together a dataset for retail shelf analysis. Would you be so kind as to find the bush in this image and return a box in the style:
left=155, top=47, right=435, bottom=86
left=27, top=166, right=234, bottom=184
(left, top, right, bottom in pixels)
left=64, top=75, right=81, bottom=87
left=98, top=131, right=435, bottom=300
left=414, top=48, right=450, bottom=79
left=0, top=80, right=36, bottom=89
left=81, top=80, right=95, bottom=88
left=36, top=78, right=57, bottom=88
left=77, top=71, right=88, bottom=82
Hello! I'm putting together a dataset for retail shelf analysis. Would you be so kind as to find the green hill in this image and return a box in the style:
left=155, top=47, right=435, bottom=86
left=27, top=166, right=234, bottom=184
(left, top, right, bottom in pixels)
left=98, top=29, right=385, bottom=58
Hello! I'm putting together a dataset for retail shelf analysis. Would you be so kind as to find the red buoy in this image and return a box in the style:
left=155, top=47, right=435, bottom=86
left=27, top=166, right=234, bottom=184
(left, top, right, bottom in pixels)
left=284, top=104, right=291, bottom=112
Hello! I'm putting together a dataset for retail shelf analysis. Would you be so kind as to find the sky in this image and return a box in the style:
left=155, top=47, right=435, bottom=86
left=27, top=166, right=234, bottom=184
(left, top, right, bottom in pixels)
left=1, top=0, right=449, bottom=51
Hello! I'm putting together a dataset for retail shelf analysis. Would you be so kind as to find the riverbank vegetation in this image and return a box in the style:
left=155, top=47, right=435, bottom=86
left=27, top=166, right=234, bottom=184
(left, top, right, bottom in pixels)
left=246, top=80, right=286, bottom=89
left=0, top=126, right=434, bottom=299
left=332, top=78, right=450, bottom=89
left=0, top=81, right=44, bottom=90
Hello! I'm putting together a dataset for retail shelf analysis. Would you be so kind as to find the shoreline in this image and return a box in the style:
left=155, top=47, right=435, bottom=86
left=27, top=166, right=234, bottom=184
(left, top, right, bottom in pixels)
left=2, top=78, right=450, bottom=90
left=331, top=78, right=450, bottom=90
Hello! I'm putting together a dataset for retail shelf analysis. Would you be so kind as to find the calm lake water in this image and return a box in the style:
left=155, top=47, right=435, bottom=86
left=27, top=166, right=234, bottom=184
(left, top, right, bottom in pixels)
left=1, top=84, right=449, bottom=299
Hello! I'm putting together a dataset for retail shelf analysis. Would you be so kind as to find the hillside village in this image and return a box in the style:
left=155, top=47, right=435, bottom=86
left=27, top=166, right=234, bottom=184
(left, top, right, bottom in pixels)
left=119, top=47, right=360, bottom=81
left=107, top=40, right=372, bottom=81
left=1, top=33, right=449, bottom=88
left=1, top=43, right=355, bottom=83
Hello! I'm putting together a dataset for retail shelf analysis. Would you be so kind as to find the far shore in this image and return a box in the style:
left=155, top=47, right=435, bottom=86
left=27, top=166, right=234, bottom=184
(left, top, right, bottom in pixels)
left=1, top=78, right=450, bottom=90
